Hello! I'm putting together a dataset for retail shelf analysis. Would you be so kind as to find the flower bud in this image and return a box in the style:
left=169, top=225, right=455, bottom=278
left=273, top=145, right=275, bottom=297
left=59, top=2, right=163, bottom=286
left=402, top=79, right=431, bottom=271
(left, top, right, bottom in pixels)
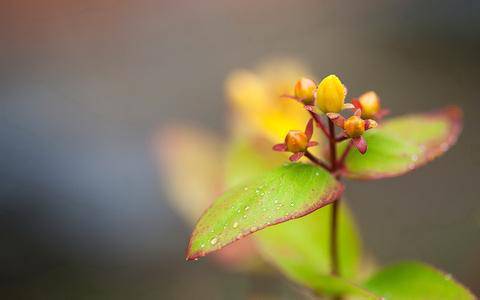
left=294, top=77, right=316, bottom=105
left=344, top=116, right=365, bottom=138
left=365, top=119, right=378, bottom=130
left=316, top=75, right=346, bottom=113
left=285, top=130, right=308, bottom=153
left=358, top=91, right=380, bottom=119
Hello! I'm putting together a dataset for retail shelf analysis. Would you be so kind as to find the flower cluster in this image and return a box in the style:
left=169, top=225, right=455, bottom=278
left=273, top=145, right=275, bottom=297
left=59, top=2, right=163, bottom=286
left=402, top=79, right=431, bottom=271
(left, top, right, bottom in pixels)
left=164, top=59, right=468, bottom=299
left=275, top=74, right=385, bottom=164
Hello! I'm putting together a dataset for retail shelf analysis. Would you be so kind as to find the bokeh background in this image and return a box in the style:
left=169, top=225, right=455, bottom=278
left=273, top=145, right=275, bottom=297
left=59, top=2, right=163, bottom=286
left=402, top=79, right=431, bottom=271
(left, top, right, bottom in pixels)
left=1, top=0, right=479, bottom=299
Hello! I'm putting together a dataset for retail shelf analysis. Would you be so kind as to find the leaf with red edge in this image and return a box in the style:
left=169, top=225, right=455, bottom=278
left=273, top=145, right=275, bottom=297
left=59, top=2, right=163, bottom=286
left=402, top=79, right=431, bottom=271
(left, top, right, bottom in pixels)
left=155, top=127, right=261, bottom=269
left=339, top=106, right=462, bottom=179
left=186, top=163, right=343, bottom=260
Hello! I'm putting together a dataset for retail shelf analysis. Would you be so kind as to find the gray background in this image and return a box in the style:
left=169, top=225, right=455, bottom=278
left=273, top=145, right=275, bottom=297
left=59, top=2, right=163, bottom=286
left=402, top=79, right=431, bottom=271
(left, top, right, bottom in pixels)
left=0, top=0, right=479, bottom=298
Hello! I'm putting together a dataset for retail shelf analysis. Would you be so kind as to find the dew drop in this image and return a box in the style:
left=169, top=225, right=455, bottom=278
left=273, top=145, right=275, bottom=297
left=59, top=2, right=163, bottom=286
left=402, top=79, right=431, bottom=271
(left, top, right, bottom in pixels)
left=243, top=214, right=247, bottom=219
left=233, top=222, right=239, bottom=228
left=244, top=187, right=248, bottom=191
left=315, top=172, right=320, bottom=176
left=194, top=258, right=199, bottom=261
left=210, top=237, right=218, bottom=245
left=411, top=154, right=418, bottom=162
left=200, top=243, right=205, bottom=248
left=290, top=202, right=294, bottom=207
left=250, top=226, right=258, bottom=232
left=244, top=206, right=250, bottom=211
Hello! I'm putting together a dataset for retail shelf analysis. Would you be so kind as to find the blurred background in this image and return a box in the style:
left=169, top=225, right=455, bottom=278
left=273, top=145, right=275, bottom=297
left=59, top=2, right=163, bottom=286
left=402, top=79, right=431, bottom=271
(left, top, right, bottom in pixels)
left=1, top=0, right=479, bottom=299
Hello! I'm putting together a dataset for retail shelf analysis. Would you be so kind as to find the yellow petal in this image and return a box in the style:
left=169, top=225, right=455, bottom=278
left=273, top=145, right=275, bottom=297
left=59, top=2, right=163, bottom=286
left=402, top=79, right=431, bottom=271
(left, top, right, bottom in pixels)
left=316, top=74, right=346, bottom=113
left=226, top=58, right=312, bottom=143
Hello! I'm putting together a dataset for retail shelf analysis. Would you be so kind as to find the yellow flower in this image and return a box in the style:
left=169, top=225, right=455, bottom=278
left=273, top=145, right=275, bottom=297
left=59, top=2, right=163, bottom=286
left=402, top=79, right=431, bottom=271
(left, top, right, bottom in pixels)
left=225, top=58, right=311, bottom=142
left=294, top=77, right=316, bottom=105
left=358, top=91, right=380, bottom=119
left=316, top=74, right=346, bottom=113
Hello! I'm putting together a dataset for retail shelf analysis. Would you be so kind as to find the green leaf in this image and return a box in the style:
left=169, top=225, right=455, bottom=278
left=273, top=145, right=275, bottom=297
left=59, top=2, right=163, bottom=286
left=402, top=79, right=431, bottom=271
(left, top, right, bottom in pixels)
left=363, top=261, right=475, bottom=300
left=158, top=127, right=262, bottom=268
left=340, top=106, right=462, bottom=179
left=223, top=139, right=369, bottom=296
left=186, top=163, right=343, bottom=260
left=254, top=202, right=366, bottom=295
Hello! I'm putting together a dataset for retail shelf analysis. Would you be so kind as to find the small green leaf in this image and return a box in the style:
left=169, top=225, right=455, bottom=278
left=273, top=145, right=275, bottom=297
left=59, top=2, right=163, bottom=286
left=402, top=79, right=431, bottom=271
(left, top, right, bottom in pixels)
left=186, top=163, right=343, bottom=260
left=363, top=261, right=475, bottom=300
left=254, top=202, right=364, bottom=294
left=340, top=106, right=462, bottom=179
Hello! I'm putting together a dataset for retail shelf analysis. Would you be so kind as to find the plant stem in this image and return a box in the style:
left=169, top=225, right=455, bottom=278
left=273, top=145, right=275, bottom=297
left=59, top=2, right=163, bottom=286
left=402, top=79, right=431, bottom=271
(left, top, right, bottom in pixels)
left=330, top=200, right=340, bottom=276
left=304, top=151, right=330, bottom=171
left=328, top=120, right=337, bottom=171
left=328, top=119, right=340, bottom=277
left=338, top=141, right=353, bottom=169
left=309, top=110, right=330, bottom=137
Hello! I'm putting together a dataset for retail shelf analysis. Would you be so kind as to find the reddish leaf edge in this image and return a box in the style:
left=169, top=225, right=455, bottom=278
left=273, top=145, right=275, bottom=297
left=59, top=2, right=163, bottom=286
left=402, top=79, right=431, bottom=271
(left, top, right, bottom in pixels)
left=345, top=105, right=463, bottom=180
left=186, top=178, right=345, bottom=261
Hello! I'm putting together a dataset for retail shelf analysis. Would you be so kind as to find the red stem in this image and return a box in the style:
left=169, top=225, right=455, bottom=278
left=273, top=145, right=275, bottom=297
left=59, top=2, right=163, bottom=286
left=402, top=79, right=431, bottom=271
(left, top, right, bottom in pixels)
left=304, top=151, right=330, bottom=171
left=338, top=141, right=353, bottom=169
left=328, top=120, right=337, bottom=171
left=335, top=134, right=348, bottom=142
left=328, top=119, right=340, bottom=277
left=302, top=109, right=353, bottom=281
left=309, top=110, right=330, bottom=137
